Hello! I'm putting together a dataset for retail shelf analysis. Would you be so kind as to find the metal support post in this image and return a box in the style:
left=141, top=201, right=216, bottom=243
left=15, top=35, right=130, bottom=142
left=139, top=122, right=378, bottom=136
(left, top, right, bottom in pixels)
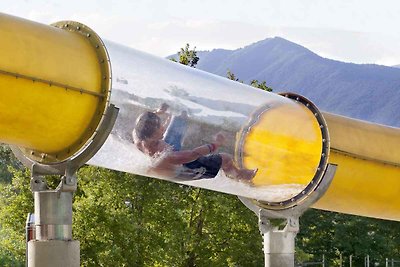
left=27, top=169, right=79, bottom=267
left=365, top=255, right=370, bottom=267
left=12, top=104, right=119, bottom=267
left=259, top=210, right=299, bottom=267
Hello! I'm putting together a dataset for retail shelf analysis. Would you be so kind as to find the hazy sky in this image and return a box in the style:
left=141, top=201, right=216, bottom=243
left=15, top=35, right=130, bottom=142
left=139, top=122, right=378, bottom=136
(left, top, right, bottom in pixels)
left=2, top=0, right=400, bottom=65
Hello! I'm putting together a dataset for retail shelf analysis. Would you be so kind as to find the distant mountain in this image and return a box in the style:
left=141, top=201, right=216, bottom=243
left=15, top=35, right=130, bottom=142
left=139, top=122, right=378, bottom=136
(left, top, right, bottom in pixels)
left=194, top=37, right=400, bottom=128
left=393, top=64, right=400, bottom=68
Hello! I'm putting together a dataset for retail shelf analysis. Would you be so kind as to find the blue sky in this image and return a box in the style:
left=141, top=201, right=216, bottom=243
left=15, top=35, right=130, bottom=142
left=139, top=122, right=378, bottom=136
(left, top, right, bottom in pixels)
left=2, top=0, right=400, bottom=65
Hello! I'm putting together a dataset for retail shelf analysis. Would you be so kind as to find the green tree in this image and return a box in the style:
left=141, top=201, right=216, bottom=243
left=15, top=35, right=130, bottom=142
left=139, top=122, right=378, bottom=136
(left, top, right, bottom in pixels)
left=296, top=209, right=400, bottom=266
left=226, top=69, right=240, bottom=82
left=226, top=70, right=272, bottom=92
left=171, top=43, right=199, bottom=68
left=0, top=145, right=22, bottom=184
left=250, top=79, right=273, bottom=92
left=0, top=167, right=32, bottom=266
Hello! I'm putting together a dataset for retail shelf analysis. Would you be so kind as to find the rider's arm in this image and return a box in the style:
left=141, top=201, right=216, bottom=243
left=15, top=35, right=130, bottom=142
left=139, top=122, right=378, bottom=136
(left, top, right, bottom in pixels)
left=166, top=143, right=218, bottom=165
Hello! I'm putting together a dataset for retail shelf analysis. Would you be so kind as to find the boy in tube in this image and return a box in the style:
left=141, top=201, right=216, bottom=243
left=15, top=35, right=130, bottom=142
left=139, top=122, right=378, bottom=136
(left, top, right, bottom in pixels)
left=133, top=111, right=257, bottom=181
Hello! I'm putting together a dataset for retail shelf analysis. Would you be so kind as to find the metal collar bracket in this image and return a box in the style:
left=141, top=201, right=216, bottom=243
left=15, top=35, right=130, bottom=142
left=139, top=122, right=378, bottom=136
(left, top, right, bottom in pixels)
left=30, top=165, right=77, bottom=193
left=240, top=163, right=337, bottom=219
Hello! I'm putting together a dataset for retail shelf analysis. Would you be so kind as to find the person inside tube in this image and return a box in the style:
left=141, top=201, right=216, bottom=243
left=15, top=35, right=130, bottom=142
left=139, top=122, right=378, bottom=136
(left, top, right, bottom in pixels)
left=133, top=105, right=257, bottom=181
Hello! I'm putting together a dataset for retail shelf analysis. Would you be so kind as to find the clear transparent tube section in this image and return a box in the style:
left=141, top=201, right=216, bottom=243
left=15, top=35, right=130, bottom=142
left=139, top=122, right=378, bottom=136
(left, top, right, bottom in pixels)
left=88, top=41, right=323, bottom=203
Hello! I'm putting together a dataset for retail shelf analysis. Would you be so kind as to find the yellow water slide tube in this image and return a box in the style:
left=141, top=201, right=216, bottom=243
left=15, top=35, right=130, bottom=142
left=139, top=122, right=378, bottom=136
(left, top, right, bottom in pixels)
left=0, top=13, right=111, bottom=163
left=242, top=106, right=400, bottom=220
left=0, top=13, right=399, bottom=221
left=315, top=113, right=400, bottom=220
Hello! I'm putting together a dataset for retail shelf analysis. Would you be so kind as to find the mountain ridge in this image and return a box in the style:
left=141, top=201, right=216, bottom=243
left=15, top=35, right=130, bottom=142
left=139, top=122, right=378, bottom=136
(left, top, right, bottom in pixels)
left=192, top=37, right=400, bottom=127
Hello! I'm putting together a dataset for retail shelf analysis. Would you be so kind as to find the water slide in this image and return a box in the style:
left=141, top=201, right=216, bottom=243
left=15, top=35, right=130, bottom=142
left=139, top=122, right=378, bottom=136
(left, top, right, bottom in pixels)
left=1, top=12, right=399, bottom=266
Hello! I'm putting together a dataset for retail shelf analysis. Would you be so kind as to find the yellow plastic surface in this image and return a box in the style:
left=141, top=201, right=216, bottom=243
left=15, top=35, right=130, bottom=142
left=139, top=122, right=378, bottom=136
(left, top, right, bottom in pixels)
left=315, top=151, right=400, bottom=221
left=313, top=113, right=400, bottom=221
left=0, top=13, right=104, bottom=161
left=242, top=103, right=323, bottom=187
left=323, top=112, right=400, bottom=165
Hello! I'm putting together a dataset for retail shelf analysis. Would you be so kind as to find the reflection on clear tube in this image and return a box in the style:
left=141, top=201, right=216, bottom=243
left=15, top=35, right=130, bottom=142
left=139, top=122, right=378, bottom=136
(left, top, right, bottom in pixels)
left=88, top=41, right=326, bottom=205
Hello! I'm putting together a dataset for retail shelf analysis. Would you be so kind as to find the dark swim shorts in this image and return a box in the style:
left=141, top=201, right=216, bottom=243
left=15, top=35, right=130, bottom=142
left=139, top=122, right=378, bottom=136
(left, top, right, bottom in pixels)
left=183, top=154, right=222, bottom=179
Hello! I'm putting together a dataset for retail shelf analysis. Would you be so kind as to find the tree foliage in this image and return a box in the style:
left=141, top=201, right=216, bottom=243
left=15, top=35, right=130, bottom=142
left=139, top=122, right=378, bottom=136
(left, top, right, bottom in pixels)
left=171, top=43, right=200, bottom=68
left=0, top=167, right=32, bottom=266
left=297, top=209, right=400, bottom=266
left=226, top=70, right=240, bottom=82
left=0, top=145, right=22, bottom=184
left=250, top=79, right=273, bottom=92
left=226, top=70, right=273, bottom=92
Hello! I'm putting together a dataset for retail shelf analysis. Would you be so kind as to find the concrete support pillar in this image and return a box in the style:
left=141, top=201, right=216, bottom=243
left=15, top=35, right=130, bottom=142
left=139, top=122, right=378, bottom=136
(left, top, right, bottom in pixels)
left=28, top=240, right=79, bottom=267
